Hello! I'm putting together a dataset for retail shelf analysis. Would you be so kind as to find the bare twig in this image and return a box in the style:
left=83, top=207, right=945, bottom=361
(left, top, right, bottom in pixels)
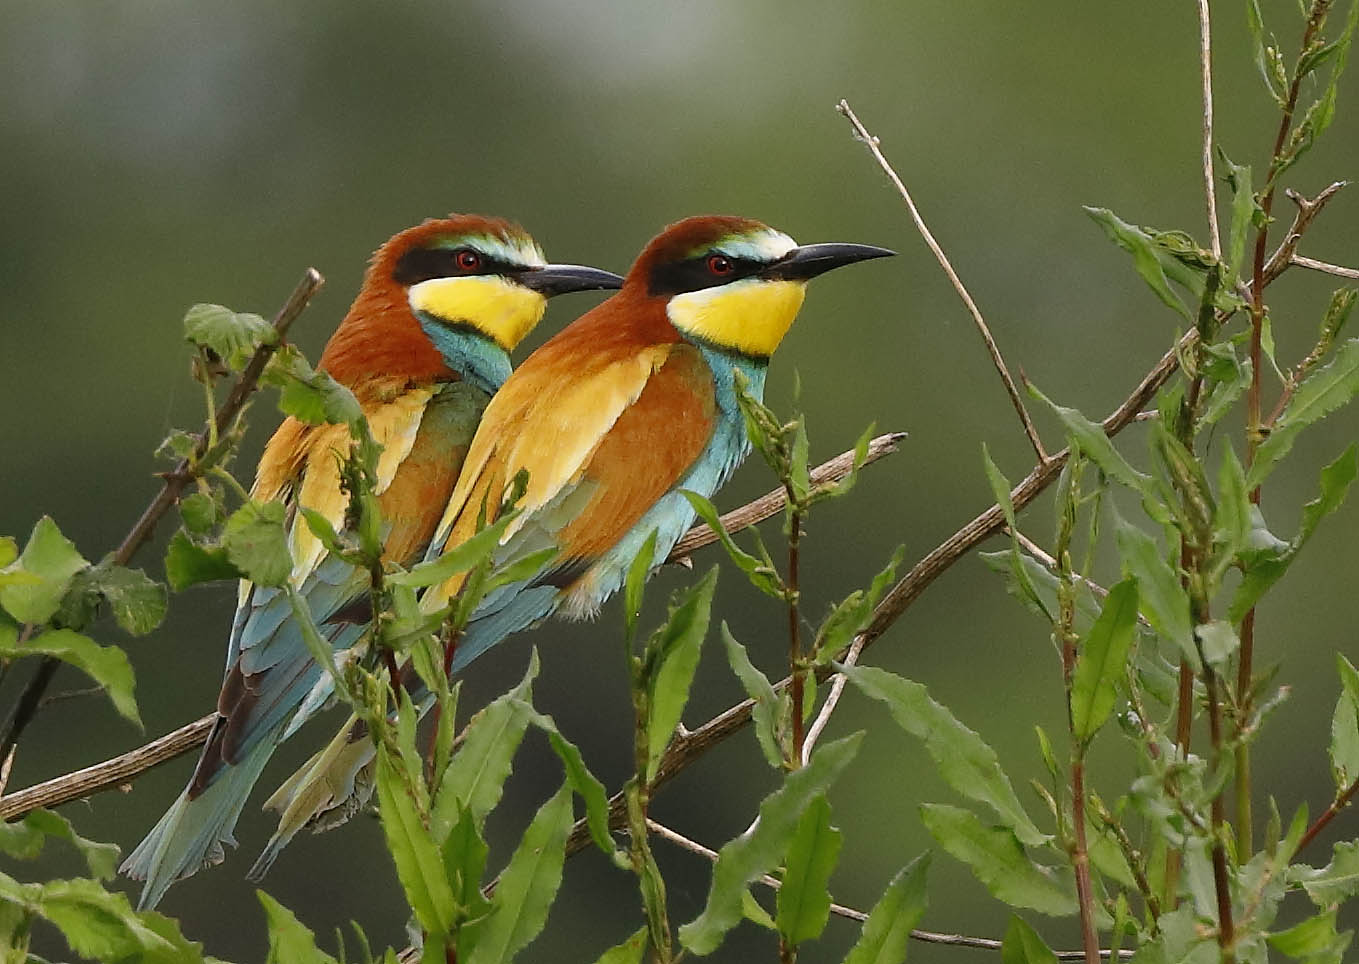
left=835, top=99, right=1050, bottom=465
left=1290, top=254, right=1359, bottom=280
left=669, top=433, right=906, bottom=559
left=645, top=817, right=1132, bottom=959
left=1260, top=183, right=1349, bottom=285
left=0, top=268, right=322, bottom=779
left=1295, top=773, right=1359, bottom=856
left=1197, top=0, right=1222, bottom=259
left=0, top=435, right=905, bottom=820
left=801, top=633, right=864, bottom=768
left=0, top=714, right=215, bottom=819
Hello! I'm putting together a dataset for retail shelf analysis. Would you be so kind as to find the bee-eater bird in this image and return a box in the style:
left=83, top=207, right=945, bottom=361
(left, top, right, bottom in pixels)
left=420, top=215, right=893, bottom=670
left=120, top=215, right=622, bottom=910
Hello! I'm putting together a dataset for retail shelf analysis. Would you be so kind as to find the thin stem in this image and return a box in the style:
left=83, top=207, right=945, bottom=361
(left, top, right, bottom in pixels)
left=836, top=99, right=1050, bottom=465
left=787, top=504, right=805, bottom=767
left=1197, top=0, right=1222, bottom=259
left=644, top=818, right=1133, bottom=960
left=802, top=633, right=864, bottom=767
left=1240, top=2, right=1332, bottom=861
left=1295, top=774, right=1359, bottom=856
left=1290, top=254, right=1359, bottom=279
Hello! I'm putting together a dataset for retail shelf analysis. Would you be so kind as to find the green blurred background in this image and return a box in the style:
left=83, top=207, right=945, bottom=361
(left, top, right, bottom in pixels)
left=2, top=1, right=1357, bottom=960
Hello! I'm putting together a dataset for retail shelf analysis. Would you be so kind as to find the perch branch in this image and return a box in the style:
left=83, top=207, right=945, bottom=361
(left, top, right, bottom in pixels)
left=836, top=99, right=1050, bottom=465
left=1290, top=254, right=1359, bottom=280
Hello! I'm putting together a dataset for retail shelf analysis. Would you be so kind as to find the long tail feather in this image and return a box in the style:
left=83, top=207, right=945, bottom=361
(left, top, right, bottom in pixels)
left=119, top=727, right=278, bottom=910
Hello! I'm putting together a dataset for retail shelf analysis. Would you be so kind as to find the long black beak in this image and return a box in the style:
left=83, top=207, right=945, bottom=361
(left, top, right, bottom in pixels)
left=519, top=263, right=624, bottom=296
left=765, top=242, right=896, bottom=281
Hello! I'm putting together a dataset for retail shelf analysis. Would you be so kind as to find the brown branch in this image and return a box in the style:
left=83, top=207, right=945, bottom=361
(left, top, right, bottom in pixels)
left=0, top=269, right=325, bottom=772
left=0, top=434, right=904, bottom=820
left=1290, top=253, right=1359, bottom=280
left=667, top=433, right=906, bottom=560
left=0, top=715, right=215, bottom=820
left=1295, top=773, right=1359, bottom=857
left=835, top=99, right=1050, bottom=465
left=1260, top=183, right=1349, bottom=287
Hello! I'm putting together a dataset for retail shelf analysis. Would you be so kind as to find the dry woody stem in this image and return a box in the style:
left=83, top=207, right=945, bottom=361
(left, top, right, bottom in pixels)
left=835, top=99, right=1050, bottom=465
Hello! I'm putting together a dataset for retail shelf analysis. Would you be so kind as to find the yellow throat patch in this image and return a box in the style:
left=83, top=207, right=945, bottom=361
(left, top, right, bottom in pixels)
left=666, top=278, right=807, bottom=357
left=408, top=275, right=546, bottom=351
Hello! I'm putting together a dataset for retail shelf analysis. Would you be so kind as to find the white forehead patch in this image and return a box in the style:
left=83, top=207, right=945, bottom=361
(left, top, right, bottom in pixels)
left=435, top=233, right=546, bottom=269
left=715, top=228, right=797, bottom=263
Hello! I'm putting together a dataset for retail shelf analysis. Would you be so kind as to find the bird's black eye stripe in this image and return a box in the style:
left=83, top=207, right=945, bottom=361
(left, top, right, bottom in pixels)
left=647, top=252, right=763, bottom=296
left=393, top=247, right=520, bottom=285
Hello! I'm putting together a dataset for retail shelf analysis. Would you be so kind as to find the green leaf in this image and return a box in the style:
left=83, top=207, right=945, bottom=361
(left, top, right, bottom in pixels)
left=841, top=664, right=1047, bottom=847
left=981, top=447, right=1051, bottom=622
left=1250, top=339, right=1359, bottom=490
left=1028, top=387, right=1150, bottom=495
left=432, top=652, right=538, bottom=835
left=775, top=794, right=842, bottom=945
left=164, top=530, right=241, bottom=590
left=679, top=734, right=863, bottom=954
left=0, top=536, right=17, bottom=569
left=464, top=783, right=573, bottom=964
left=0, top=628, right=139, bottom=725
left=1115, top=517, right=1195, bottom=668
left=919, top=804, right=1076, bottom=917
left=0, top=516, right=90, bottom=625
left=97, top=565, right=168, bottom=636
left=812, top=546, right=903, bottom=665
left=624, top=529, right=659, bottom=643
left=1220, top=153, right=1256, bottom=284
left=259, top=890, right=340, bottom=964
left=1268, top=908, right=1352, bottom=961
left=22, top=876, right=200, bottom=963
left=721, top=622, right=783, bottom=768
left=441, top=806, right=491, bottom=924
left=592, top=927, right=648, bottom=964
left=179, top=492, right=219, bottom=534
left=284, top=586, right=348, bottom=703
left=374, top=742, right=456, bottom=941
left=1294, top=840, right=1359, bottom=906
left=0, top=810, right=120, bottom=880
left=387, top=511, right=519, bottom=588
left=1196, top=619, right=1239, bottom=669
left=1084, top=208, right=1193, bottom=321
left=518, top=702, right=620, bottom=862
left=742, top=891, right=777, bottom=930
left=841, top=853, right=929, bottom=964
left=183, top=303, right=274, bottom=370
left=223, top=500, right=292, bottom=588
left=264, top=344, right=363, bottom=426
left=1001, top=916, right=1059, bottom=964
left=1213, top=445, right=1251, bottom=564
left=1332, top=655, right=1359, bottom=790
left=1231, top=444, right=1358, bottom=620
left=1071, top=578, right=1139, bottom=742
left=645, top=567, right=717, bottom=782
left=679, top=490, right=784, bottom=599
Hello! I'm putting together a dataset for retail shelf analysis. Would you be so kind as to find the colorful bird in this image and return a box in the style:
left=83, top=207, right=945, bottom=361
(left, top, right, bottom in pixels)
left=420, top=215, right=893, bottom=670
left=120, top=215, right=622, bottom=909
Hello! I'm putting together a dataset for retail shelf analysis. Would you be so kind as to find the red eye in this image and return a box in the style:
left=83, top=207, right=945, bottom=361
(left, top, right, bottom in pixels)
left=456, top=250, right=482, bottom=271
left=707, top=254, right=733, bottom=276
